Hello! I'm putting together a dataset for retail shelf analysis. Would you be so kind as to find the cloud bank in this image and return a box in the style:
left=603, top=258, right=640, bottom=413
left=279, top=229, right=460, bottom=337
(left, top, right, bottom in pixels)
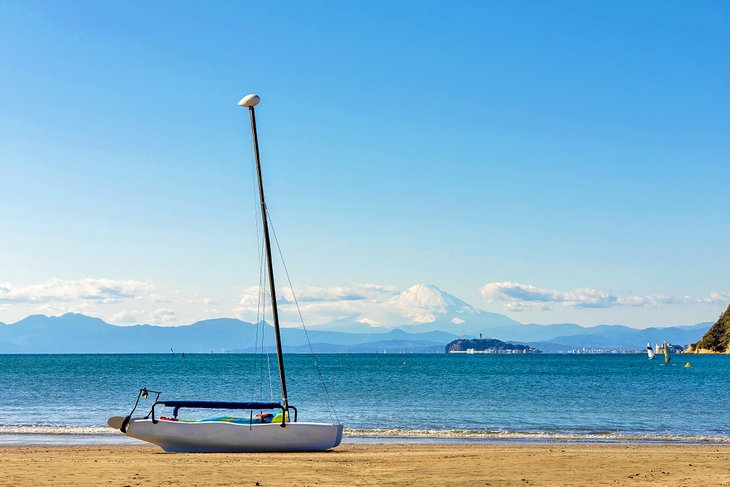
left=480, top=281, right=730, bottom=311
left=3, top=277, right=727, bottom=328
left=0, top=278, right=155, bottom=305
left=0, top=278, right=179, bottom=326
left=236, top=283, right=399, bottom=325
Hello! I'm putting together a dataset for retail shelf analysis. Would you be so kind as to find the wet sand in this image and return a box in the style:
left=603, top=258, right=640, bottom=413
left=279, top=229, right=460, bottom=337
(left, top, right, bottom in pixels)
left=1, top=443, right=729, bottom=486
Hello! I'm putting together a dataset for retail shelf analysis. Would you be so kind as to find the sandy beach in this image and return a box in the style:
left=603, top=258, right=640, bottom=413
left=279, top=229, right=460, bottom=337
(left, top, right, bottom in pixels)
left=1, top=443, right=729, bottom=486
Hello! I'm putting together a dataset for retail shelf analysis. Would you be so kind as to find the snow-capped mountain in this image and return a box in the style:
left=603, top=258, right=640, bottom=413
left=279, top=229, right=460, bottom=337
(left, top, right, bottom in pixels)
left=314, top=284, right=520, bottom=334
left=386, top=284, right=478, bottom=324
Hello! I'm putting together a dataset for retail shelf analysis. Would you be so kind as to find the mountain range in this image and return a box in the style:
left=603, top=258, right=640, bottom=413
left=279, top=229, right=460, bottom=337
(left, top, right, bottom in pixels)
left=0, top=284, right=714, bottom=353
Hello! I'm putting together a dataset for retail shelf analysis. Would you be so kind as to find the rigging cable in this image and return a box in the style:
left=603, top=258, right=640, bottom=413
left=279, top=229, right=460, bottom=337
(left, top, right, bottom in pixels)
left=267, top=213, right=340, bottom=423
left=261, top=275, right=275, bottom=402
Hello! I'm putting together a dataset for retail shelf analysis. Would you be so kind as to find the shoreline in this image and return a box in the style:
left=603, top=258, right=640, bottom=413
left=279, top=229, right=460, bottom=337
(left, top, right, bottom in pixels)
left=3, top=430, right=730, bottom=447
left=2, top=443, right=729, bottom=486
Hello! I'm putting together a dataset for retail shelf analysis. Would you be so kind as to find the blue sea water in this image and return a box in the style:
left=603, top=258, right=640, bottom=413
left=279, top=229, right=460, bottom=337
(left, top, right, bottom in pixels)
left=0, top=353, right=729, bottom=445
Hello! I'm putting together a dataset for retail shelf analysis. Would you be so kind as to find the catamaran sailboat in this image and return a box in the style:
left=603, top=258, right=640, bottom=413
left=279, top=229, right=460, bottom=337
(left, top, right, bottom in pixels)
left=107, top=94, right=343, bottom=452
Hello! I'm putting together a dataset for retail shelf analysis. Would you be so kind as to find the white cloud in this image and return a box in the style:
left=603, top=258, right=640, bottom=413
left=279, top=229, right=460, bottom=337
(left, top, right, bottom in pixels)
left=235, top=285, right=266, bottom=315
left=183, top=296, right=219, bottom=306
left=281, top=284, right=398, bottom=326
left=152, top=308, right=176, bottom=324
left=0, top=278, right=155, bottom=305
left=502, top=301, right=554, bottom=312
left=279, top=284, right=397, bottom=304
left=109, top=307, right=189, bottom=326
left=705, top=292, right=730, bottom=304
left=34, top=303, right=90, bottom=316
left=235, top=283, right=399, bottom=326
left=480, top=281, right=730, bottom=311
left=108, top=310, right=140, bottom=324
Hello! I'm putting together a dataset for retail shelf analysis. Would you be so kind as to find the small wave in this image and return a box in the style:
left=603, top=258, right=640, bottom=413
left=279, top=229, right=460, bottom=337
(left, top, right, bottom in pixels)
left=344, top=428, right=730, bottom=443
left=0, top=425, right=115, bottom=436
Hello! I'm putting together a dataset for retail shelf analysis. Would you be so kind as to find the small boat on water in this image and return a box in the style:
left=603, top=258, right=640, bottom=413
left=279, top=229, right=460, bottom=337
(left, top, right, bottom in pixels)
left=646, top=341, right=655, bottom=360
left=646, top=341, right=678, bottom=365
left=107, top=94, right=343, bottom=452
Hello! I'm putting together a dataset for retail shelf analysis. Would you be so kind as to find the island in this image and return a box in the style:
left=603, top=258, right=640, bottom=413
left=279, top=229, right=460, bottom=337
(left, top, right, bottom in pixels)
left=445, top=338, right=541, bottom=354
left=684, top=303, right=730, bottom=354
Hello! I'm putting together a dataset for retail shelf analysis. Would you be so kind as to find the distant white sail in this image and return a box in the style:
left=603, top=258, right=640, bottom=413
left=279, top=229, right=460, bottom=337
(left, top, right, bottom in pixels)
left=647, top=341, right=655, bottom=359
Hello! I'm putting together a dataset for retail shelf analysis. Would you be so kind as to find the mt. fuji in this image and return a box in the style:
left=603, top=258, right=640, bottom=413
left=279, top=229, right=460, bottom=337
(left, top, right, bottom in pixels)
left=314, top=284, right=520, bottom=334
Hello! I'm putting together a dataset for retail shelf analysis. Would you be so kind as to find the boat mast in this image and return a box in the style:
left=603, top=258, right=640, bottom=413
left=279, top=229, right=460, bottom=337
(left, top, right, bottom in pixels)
left=238, top=94, right=289, bottom=414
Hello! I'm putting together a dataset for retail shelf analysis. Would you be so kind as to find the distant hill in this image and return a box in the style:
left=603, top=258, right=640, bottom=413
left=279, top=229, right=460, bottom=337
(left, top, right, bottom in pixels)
left=685, top=304, right=730, bottom=354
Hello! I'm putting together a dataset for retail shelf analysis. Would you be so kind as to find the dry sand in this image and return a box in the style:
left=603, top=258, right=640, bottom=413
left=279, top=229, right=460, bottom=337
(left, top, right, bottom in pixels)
left=1, top=443, right=729, bottom=486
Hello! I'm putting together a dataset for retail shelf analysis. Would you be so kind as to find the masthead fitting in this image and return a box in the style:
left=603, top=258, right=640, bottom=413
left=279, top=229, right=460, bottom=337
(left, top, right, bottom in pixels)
left=238, top=94, right=260, bottom=107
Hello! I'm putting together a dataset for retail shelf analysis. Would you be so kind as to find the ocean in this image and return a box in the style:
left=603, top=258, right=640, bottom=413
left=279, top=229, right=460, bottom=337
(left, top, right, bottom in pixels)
left=1, top=353, right=728, bottom=445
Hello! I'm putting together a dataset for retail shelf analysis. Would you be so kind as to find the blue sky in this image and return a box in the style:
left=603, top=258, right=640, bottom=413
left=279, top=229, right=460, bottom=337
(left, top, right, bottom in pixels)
left=1, top=0, right=728, bottom=327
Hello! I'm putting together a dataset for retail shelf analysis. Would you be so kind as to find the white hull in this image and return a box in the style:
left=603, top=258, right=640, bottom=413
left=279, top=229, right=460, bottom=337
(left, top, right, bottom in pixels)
left=109, top=417, right=343, bottom=453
